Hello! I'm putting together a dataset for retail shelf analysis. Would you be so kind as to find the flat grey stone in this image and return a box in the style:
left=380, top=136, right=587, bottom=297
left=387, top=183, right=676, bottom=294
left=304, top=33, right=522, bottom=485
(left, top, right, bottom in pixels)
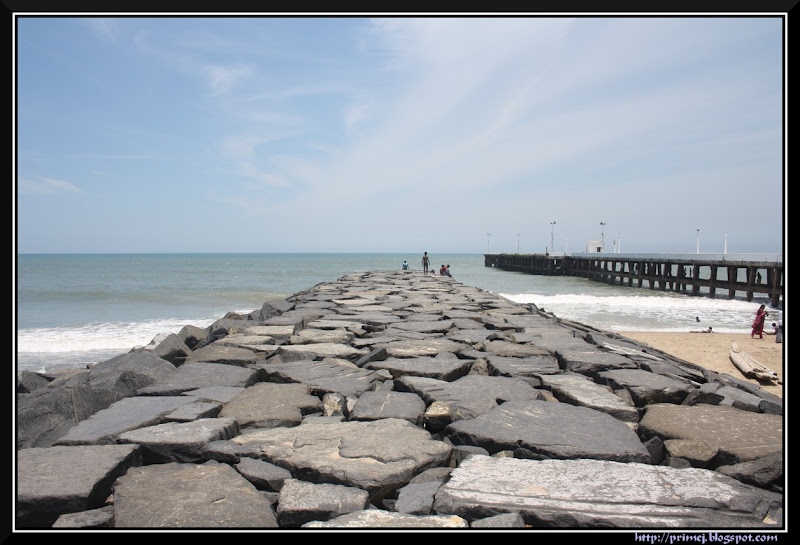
left=365, top=355, right=473, bottom=381
left=372, top=337, right=466, bottom=358
left=482, top=340, right=551, bottom=358
left=219, top=382, right=321, bottom=428
left=117, top=417, right=240, bottom=463
left=664, top=439, right=719, bottom=469
left=471, top=512, right=526, bottom=528
left=289, top=328, right=354, bottom=345
left=596, top=368, right=697, bottom=406
left=639, top=404, right=783, bottom=465
left=112, top=461, right=278, bottom=528
left=433, top=455, right=783, bottom=528
left=234, top=456, right=292, bottom=491
left=255, top=359, right=384, bottom=397
left=181, top=385, right=245, bottom=403
left=17, top=444, right=142, bottom=528
left=349, top=390, right=426, bottom=425
left=485, top=354, right=561, bottom=377
left=445, top=399, right=650, bottom=462
left=447, top=328, right=496, bottom=343
left=231, top=418, right=451, bottom=503
left=276, top=342, right=368, bottom=361
left=388, top=320, right=455, bottom=334
left=538, top=373, right=640, bottom=422
left=276, top=479, right=370, bottom=527
left=52, top=505, right=115, bottom=528
left=242, top=324, right=295, bottom=339
left=395, top=374, right=540, bottom=421
left=394, top=481, right=442, bottom=515
left=557, top=349, right=639, bottom=375
left=54, top=396, right=198, bottom=446
left=302, top=509, right=468, bottom=528
left=137, top=361, right=259, bottom=396
left=184, top=343, right=263, bottom=366
left=164, top=400, right=222, bottom=422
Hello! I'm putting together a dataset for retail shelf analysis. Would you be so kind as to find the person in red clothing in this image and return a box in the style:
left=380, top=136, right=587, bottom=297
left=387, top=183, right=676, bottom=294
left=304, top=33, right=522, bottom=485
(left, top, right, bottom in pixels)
left=751, top=304, right=768, bottom=339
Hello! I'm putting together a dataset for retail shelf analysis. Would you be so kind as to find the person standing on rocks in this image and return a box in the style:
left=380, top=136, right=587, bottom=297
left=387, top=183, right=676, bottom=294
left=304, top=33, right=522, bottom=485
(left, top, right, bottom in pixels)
left=422, top=252, right=430, bottom=274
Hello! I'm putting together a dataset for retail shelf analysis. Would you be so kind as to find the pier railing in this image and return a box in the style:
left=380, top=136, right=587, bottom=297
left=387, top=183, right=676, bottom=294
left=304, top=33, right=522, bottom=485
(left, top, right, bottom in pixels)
left=484, top=253, right=784, bottom=307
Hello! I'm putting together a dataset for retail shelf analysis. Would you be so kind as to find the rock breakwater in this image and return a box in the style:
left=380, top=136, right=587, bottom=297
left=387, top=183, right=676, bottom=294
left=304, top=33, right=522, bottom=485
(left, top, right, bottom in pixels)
left=16, top=270, right=784, bottom=529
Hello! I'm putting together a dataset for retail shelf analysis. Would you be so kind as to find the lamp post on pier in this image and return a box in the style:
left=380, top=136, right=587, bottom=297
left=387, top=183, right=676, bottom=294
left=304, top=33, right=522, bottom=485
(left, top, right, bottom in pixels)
left=517, top=233, right=520, bottom=254
left=600, top=222, right=606, bottom=251
left=550, top=221, right=556, bottom=255
left=487, top=233, right=491, bottom=253
left=696, top=228, right=700, bottom=254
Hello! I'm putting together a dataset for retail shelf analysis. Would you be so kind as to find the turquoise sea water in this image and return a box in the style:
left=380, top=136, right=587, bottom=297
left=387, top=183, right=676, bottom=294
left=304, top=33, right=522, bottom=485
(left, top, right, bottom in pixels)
left=15, top=253, right=780, bottom=373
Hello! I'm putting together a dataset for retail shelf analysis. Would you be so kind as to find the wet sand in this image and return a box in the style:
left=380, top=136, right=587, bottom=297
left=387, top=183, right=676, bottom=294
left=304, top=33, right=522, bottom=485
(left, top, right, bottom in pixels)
left=620, top=331, right=785, bottom=398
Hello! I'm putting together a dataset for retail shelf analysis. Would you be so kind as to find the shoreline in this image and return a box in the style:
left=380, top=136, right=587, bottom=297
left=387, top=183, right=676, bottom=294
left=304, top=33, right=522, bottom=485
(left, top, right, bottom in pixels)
left=619, top=331, right=784, bottom=398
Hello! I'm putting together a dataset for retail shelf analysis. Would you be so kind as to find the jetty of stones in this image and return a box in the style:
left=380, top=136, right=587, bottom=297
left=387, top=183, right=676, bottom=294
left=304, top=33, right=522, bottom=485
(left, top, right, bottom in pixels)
left=16, top=270, right=784, bottom=530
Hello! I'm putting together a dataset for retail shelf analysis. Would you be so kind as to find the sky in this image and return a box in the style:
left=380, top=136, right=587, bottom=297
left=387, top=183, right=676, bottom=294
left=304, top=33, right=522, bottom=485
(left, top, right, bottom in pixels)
left=14, top=15, right=786, bottom=255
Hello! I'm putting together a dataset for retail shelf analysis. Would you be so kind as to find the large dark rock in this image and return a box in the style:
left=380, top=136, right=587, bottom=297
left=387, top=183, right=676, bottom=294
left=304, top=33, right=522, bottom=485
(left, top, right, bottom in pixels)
left=365, top=354, right=473, bottom=381
left=445, top=399, right=650, bottom=462
left=395, top=374, right=541, bottom=421
left=17, top=444, right=142, bottom=528
left=116, top=417, right=240, bottom=463
left=54, top=396, right=199, bottom=446
left=112, top=461, right=278, bottom=528
left=254, top=359, right=385, bottom=397
left=231, top=418, right=452, bottom=503
left=137, top=361, right=259, bottom=396
left=433, top=455, right=783, bottom=528
left=638, top=404, right=783, bottom=466
left=17, top=351, right=177, bottom=449
left=596, top=368, right=697, bottom=406
left=219, top=382, right=321, bottom=429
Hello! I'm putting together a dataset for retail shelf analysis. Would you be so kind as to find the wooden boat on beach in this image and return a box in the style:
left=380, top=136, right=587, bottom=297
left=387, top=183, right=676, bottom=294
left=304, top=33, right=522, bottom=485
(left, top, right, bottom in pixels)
left=729, top=342, right=781, bottom=383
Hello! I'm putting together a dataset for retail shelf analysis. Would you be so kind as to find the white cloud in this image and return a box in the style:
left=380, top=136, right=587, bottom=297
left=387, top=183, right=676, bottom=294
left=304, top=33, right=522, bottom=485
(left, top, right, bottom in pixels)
left=201, top=62, right=255, bottom=96
left=19, top=177, right=82, bottom=196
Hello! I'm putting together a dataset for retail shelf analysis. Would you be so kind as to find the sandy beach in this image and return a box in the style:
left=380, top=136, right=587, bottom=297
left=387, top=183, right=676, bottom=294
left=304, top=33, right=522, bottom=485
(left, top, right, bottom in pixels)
left=620, top=331, right=785, bottom=398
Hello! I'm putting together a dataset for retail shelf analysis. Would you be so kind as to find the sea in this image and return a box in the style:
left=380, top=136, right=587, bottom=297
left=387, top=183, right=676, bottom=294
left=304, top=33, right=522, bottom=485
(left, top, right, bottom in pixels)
left=14, top=253, right=783, bottom=375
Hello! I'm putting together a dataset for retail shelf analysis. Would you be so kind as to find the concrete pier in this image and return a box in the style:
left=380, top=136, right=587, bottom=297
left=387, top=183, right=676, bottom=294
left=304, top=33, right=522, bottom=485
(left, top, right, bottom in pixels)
left=485, top=253, right=784, bottom=307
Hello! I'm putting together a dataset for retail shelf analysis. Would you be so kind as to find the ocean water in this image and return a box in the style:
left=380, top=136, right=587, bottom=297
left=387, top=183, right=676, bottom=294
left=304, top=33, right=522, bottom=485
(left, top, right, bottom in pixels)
left=15, top=253, right=781, bottom=374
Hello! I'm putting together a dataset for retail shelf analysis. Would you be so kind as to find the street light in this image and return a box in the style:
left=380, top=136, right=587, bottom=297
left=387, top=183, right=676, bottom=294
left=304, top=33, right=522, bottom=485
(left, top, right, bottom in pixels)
left=600, top=222, right=606, bottom=250
left=696, top=228, right=700, bottom=254
left=550, top=221, right=556, bottom=254
left=517, top=233, right=520, bottom=254
left=487, top=233, right=491, bottom=253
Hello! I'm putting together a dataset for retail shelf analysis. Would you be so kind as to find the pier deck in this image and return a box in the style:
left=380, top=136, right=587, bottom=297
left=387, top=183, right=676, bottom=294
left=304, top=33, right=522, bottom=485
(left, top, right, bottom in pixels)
left=485, top=253, right=783, bottom=307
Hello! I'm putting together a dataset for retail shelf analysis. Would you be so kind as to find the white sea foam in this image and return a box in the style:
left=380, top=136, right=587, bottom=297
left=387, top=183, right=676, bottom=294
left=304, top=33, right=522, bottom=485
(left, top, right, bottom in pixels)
left=16, top=318, right=216, bottom=355
left=500, top=292, right=767, bottom=333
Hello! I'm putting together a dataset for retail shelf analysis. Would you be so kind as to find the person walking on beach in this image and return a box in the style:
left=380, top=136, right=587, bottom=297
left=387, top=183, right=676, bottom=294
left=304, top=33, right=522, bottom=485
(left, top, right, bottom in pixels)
left=422, top=252, right=430, bottom=274
left=751, top=304, right=767, bottom=339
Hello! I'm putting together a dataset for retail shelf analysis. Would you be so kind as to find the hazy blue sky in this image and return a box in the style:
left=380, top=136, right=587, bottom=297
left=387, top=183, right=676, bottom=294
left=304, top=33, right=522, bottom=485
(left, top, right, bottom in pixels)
left=15, top=15, right=785, bottom=255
